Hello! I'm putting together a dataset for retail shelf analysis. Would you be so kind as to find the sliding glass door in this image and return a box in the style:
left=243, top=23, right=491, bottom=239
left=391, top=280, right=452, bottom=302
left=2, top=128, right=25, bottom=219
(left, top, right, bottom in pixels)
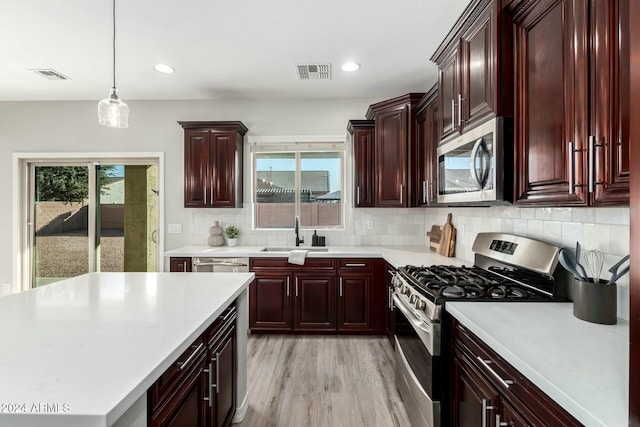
left=29, top=161, right=158, bottom=288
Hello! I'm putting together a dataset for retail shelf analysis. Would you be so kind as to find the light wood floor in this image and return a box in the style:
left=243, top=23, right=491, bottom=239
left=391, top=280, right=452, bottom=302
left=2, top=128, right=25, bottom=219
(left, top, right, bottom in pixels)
left=234, top=335, right=411, bottom=427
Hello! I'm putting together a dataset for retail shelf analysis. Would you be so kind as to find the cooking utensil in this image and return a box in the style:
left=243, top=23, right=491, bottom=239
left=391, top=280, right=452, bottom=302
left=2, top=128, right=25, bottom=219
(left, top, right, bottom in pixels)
left=558, top=248, right=587, bottom=281
left=575, top=242, right=589, bottom=282
left=583, top=250, right=605, bottom=283
left=607, top=255, right=630, bottom=284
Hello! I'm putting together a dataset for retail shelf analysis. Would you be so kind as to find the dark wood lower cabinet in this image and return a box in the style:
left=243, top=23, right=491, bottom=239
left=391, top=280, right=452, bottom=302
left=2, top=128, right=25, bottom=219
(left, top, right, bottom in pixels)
left=169, top=257, right=192, bottom=272
left=149, top=303, right=236, bottom=427
left=249, top=258, right=385, bottom=334
left=294, top=273, right=336, bottom=331
left=450, top=318, right=581, bottom=427
left=337, top=273, right=371, bottom=331
left=249, top=272, right=292, bottom=331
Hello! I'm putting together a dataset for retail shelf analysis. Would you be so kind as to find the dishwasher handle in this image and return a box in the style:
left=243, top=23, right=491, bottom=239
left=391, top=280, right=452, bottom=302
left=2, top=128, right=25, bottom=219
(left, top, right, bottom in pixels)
left=193, top=258, right=248, bottom=267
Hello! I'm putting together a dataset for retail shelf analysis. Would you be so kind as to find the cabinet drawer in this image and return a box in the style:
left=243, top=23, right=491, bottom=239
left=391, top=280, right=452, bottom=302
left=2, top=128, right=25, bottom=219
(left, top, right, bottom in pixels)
left=337, top=258, right=374, bottom=271
left=250, top=257, right=335, bottom=270
left=150, top=335, right=206, bottom=411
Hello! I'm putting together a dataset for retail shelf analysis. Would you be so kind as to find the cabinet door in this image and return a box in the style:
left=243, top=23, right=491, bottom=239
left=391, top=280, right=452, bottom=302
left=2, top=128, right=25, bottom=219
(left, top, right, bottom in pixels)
left=590, top=0, right=630, bottom=205
left=169, top=257, right=192, bottom=272
left=249, top=273, right=292, bottom=330
left=451, top=350, right=500, bottom=427
left=209, top=131, right=239, bottom=208
left=513, top=0, right=589, bottom=206
left=460, top=4, right=495, bottom=131
left=337, top=274, right=371, bottom=332
left=211, top=329, right=236, bottom=427
left=438, top=43, right=460, bottom=141
left=184, top=130, right=211, bottom=207
left=352, top=126, right=375, bottom=207
left=150, top=358, right=209, bottom=427
left=415, top=94, right=439, bottom=207
left=293, top=273, right=336, bottom=331
left=375, top=107, right=408, bottom=207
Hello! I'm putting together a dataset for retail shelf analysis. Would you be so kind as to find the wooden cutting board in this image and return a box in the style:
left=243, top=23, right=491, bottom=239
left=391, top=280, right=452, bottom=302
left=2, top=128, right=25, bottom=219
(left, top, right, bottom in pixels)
left=426, top=225, right=441, bottom=252
left=438, top=213, right=456, bottom=257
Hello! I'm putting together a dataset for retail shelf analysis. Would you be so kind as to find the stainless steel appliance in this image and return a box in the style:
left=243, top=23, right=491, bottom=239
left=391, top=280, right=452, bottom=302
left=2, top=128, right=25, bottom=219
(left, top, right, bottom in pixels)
left=392, top=233, right=569, bottom=427
left=192, top=257, right=249, bottom=273
left=437, top=117, right=512, bottom=205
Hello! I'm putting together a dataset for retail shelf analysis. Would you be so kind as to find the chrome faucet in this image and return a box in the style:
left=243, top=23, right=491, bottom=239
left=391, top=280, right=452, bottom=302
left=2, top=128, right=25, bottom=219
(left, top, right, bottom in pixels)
left=295, top=216, right=304, bottom=247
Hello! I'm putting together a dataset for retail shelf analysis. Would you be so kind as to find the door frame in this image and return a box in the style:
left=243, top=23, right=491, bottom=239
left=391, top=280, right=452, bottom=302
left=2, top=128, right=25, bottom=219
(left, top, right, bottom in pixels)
left=12, top=152, right=165, bottom=292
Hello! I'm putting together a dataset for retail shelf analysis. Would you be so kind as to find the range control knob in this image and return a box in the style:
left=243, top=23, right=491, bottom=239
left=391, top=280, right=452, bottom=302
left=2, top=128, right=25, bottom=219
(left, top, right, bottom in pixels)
left=400, top=285, right=411, bottom=295
left=415, top=299, right=427, bottom=311
left=409, top=294, right=417, bottom=305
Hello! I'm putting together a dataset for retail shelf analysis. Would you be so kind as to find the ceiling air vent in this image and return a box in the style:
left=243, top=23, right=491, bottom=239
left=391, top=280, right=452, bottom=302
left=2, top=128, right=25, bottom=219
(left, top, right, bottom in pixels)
left=296, top=64, right=331, bottom=80
left=30, top=69, right=71, bottom=81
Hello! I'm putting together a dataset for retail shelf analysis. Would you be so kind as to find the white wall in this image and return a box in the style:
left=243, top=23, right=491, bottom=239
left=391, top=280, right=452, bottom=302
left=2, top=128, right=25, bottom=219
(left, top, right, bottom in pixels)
left=0, top=98, right=379, bottom=287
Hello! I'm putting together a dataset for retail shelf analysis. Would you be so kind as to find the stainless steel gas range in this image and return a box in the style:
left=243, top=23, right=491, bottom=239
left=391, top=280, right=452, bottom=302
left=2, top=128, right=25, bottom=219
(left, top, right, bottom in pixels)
left=392, top=232, right=570, bottom=427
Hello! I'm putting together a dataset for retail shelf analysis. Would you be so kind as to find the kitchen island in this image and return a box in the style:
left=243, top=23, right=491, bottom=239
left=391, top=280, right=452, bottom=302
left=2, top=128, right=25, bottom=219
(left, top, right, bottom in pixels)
left=0, top=272, right=253, bottom=427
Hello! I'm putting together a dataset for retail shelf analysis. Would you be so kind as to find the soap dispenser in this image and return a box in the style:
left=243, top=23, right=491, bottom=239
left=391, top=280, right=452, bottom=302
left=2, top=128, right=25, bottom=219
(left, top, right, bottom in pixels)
left=312, top=230, right=319, bottom=246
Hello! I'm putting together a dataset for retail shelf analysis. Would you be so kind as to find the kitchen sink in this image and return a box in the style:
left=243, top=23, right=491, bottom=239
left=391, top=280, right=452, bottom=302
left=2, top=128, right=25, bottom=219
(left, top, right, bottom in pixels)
left=261, top=247, right=329, bottom=252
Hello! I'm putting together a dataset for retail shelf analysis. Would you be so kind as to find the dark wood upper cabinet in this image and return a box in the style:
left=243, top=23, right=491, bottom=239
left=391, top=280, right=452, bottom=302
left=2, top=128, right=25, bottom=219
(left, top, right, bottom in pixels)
left=179, top=121, right=248, bottom=208
left=510, top=0, right=629, bottom=206
left=414, top=86, right=439, bottom=207
left=431, top=0, right=512, bottom=141
left=365, top=93, right=425, bottom=208
left=347, top=120, right=375, bottom=207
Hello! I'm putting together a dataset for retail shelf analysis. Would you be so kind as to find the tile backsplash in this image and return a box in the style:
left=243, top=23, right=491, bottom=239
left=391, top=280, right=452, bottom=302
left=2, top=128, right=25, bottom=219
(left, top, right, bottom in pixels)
left=190, top=205, right=630, bottom=320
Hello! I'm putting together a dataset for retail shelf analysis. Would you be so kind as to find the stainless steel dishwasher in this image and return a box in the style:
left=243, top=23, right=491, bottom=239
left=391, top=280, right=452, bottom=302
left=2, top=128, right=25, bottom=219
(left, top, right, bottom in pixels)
left=192, top=257, right=249, bottom=272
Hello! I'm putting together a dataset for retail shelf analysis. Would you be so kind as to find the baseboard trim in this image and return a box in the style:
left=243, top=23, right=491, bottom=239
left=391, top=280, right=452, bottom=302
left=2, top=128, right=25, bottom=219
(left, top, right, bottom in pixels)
left=232, top=392, right=249, bottom=423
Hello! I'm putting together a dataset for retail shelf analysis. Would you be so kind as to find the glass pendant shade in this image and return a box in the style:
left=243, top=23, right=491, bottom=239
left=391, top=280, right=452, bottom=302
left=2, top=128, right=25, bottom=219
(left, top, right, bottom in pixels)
left=98, top=87, right=129, bottom=128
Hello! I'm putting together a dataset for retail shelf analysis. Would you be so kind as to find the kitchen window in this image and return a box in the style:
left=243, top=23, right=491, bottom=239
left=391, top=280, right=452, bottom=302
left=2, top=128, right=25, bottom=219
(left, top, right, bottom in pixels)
left=252, top=142, right=344, bottom=230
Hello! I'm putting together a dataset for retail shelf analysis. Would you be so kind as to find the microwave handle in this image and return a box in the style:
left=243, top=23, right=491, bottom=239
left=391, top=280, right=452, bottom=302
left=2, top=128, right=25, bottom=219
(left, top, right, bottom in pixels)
left=469, top=138, right=491, bottom=190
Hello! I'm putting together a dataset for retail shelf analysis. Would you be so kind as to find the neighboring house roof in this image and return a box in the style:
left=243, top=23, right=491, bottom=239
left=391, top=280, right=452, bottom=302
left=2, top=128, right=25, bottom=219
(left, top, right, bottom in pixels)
left=256, top=171, right=330, bottom=193
left=316, top=190, right=341, bottom=201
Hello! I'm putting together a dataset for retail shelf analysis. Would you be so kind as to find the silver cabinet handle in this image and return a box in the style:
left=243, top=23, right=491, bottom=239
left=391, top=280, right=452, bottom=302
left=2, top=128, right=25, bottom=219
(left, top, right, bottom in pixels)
left=177, top=343, right=204, bottom=371
left=339, top=277, right=343, bottom=297
left=458, top=93, right=464, bottom=127
left=588, top=136, right=594, bottom=193
left=422, top=180, right=427, bottom=203
left=345, top=263, right=366, bottom=267
left=203, top=184, right=207, bottom=205
left=400, top=184, right=403, bottom=205
left=214, top=353, right=220, bottom=394
left=477, top=357, right=514, bottom=389
left=295, top=277, right=299, bottom=297
left=203, top=363, right=212, bottom=407
left=451, top=99, right=456, bottom=131
left=496, top=414, right=508, bottom=426
left=481, top=399, right=494, bottom=427
left=356, top=186, right=360, bottom=205
left=210, top=185, right=213, bottom=206
left=286, top=276, right=290, bottom=297
left=568, top=141, right=575, bottom=194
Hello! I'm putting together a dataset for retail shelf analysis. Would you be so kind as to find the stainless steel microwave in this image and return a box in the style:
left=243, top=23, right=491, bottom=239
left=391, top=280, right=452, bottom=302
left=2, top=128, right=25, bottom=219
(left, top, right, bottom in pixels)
left=436, top=117, right=512, bottom=205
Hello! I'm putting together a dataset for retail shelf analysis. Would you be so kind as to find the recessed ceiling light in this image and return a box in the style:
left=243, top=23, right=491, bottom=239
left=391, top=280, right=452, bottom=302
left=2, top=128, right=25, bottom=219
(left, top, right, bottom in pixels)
left=154, top=64, right=175, bottom=74
left=341, top=62, right=360, bottom=72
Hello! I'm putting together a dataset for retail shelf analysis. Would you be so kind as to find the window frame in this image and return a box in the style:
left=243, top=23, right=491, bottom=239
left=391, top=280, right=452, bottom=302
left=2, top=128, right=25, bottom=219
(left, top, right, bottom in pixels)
left=251, top=140, right=345, bottom=231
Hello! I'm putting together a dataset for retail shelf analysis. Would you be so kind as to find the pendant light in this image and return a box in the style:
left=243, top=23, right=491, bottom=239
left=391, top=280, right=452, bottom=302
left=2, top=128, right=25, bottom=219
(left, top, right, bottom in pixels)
left=98, top=0, right=129, bottom=128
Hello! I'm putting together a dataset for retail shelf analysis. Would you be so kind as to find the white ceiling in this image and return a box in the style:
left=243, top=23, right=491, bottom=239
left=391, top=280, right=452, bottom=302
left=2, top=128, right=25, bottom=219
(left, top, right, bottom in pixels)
left=1, top=0, right=470, bottom=101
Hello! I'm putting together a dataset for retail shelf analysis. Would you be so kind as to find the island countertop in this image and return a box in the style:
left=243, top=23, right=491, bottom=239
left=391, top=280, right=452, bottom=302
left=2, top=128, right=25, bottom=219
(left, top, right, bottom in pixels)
left=446, top=302, right=629, bottom=427
left=0, top=272, right=253, bottom=427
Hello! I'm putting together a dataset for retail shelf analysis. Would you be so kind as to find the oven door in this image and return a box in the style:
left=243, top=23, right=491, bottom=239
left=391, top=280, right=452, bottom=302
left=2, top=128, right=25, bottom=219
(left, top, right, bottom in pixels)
left=437, top=117, right=507, bottom=204
left=393, top=294, right=441, bottom=427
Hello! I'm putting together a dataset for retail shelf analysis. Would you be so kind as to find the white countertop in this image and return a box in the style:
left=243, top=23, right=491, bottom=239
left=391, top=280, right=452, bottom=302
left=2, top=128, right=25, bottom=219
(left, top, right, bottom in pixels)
left=446, top=302, right=629, bottom=427
left=0, top=272, right=254, bottom=427
left=164, top=245, right=466, bottom=269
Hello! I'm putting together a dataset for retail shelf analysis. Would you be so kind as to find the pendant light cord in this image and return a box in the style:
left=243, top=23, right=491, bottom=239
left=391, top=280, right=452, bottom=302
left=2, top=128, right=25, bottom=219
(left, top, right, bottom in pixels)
left=112, top=0, right=116, bottom=89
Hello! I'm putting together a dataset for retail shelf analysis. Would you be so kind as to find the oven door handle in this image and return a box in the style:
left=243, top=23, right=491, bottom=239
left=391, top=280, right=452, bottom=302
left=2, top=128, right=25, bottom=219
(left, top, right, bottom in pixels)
left=470, top=137, right=490, bottom=190
left=393, top=294, right=433, bottom=334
